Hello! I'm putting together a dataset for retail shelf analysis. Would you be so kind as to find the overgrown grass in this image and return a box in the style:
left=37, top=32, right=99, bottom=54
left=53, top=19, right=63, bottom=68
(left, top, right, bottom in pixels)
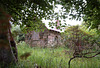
left=9, top=42, right=100, bottom=68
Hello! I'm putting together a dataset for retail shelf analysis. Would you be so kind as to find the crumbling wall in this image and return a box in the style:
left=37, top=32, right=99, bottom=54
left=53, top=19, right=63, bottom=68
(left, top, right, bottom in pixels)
left=25, top=30, right=63, bottom=47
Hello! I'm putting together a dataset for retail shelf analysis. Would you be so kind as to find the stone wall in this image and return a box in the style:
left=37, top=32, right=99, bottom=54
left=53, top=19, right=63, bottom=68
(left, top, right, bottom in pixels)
left=25, top=30, right=63, bottom=47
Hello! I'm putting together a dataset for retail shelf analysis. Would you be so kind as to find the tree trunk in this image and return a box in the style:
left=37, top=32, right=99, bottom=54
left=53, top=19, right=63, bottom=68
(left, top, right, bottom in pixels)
left=0, top=38, right=17, bottom=67
left=0, top=8, right=18, bottom=67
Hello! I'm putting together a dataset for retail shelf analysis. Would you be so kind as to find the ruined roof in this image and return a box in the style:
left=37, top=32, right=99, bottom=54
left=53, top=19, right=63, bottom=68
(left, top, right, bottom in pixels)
left=48, top=29, right=61, bottom=34
left=38, top=22, right=61, bottom=34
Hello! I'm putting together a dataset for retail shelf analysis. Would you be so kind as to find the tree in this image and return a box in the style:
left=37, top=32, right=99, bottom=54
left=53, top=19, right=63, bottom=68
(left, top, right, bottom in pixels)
left=0, top=9, right=18, bottom=67
left=63, top=25, right=100, bottom=68
left=11, top=25, right=25, bottom=43
left=58, top=0, right=100, bottom=31
left=0, top=0, right=100, bottom=66
left=0, top=0, right=56, bottom=66
left=0, top=0, right=57, bottom=30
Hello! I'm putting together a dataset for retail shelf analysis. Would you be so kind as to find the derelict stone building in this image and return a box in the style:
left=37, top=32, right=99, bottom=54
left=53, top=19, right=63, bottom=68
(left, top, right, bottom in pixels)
left=25, top=29, right=63, bottom=47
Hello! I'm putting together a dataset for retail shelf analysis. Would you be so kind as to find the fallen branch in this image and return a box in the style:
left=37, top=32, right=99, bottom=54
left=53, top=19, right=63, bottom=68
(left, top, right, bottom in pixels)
left=68, top=56, right=75, bottom=68
left=68, top=52, right=100, bottom=68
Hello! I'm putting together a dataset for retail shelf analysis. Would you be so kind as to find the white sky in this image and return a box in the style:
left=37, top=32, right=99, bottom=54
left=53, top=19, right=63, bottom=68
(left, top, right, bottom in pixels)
left=42, top=5, right=83, bottom=31
left=42, top=19, right=83, bottom=28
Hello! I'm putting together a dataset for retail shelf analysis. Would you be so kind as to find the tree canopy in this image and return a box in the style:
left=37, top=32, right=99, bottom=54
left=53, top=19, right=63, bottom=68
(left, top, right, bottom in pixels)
left=0, top=0, right=100, bottom=32
left=63, top=25, right=100, bottom=68
left=59, top=0, right=100, bottom=31
left=0, top=0, right=56, bottom=31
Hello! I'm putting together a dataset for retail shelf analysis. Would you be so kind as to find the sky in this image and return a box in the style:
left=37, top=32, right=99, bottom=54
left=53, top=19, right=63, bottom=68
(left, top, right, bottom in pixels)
left=42, top=18, right=83, bottom=32
left=42, top=19, right=83, bottom=28
left=42, top=5, right=83, bottom=31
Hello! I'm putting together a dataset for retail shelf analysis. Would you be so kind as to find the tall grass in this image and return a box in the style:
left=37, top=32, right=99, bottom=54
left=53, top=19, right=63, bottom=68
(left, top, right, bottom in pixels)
left=8, top=42, right=100, bottom=68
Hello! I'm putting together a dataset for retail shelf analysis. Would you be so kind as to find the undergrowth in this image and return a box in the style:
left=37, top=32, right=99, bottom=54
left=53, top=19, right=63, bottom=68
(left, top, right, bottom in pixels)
left=7, top=42, right=100, bottom=68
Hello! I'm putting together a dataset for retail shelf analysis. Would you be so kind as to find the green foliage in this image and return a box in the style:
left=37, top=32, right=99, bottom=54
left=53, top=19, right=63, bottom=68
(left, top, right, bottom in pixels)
left=6, top=42, right=100, bottom=68
left=11, top=25, right=21, bottom=36
left=11, top=25, right=25, bottom=42
left=22, top=21, right=47, bottom=33
left=80, top=24, right=100, bottom=47
left=59, top=0, right=100, bottom=31
left=1, top=0, right=100, bottom=32
left=16, top=34, right=25, bottom=43
left=0, top=0, right=56, bottom=31
left=0, top=0, right=100, bottom=32
left=63, top=25, right=100, bottom=49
